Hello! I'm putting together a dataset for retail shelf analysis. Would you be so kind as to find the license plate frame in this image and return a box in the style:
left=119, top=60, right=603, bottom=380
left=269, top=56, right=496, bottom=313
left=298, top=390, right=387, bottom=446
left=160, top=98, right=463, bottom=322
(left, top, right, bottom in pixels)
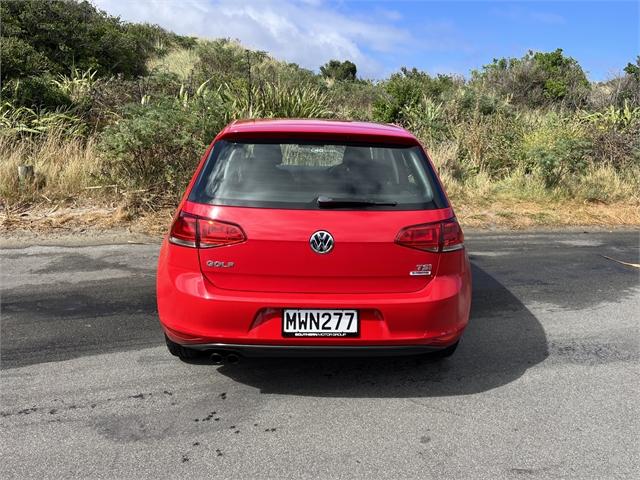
left=282, top=309, right=359, bottom=337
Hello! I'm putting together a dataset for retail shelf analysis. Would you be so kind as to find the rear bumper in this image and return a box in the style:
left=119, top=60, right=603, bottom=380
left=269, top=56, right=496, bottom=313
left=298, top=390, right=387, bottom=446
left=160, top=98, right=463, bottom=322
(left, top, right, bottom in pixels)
left=157, top=240, right=472, bottom=349
left=184, top=343, right=443, bottom=357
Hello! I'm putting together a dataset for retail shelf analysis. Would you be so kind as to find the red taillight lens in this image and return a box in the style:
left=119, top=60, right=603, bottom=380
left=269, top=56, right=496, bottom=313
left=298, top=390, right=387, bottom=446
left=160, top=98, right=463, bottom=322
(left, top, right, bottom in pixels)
left=198, top=218, right=245, bottom=248
left=441, top=218, right=464, bottom=252
left=169, top=211, right=197, bottom=247
left=395, top=218, right=464, bottom=252
left=395, top=223, right=440, bottom=252
left=169, top=211, right=246, bottom=248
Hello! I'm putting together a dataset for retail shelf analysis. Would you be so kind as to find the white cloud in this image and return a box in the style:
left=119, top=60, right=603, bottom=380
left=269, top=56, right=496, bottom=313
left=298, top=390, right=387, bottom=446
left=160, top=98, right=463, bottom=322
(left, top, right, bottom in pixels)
left=92, top=0, right=415, bottom=78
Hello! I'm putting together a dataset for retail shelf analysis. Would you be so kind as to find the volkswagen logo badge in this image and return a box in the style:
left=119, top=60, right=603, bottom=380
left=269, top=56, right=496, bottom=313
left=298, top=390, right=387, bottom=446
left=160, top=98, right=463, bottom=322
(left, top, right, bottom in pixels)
left=309, top=230, right=334, bottom=254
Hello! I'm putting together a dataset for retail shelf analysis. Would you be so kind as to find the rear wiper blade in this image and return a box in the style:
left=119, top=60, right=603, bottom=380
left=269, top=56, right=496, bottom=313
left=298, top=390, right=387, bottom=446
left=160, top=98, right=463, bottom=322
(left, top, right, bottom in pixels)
left=317, top=196, right=398, bottom=208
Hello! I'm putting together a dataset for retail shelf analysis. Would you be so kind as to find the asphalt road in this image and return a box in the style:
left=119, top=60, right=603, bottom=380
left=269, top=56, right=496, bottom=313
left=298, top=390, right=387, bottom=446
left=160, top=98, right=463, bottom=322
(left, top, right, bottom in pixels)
left=1, top=230, right=639, bottom=479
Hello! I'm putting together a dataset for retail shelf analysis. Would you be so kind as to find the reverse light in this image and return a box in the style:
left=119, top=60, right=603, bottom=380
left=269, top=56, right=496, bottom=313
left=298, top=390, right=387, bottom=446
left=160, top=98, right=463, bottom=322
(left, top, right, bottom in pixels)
left=395, top=218, right=464, bottom=252
left=169, top=211, right=246, bottom=248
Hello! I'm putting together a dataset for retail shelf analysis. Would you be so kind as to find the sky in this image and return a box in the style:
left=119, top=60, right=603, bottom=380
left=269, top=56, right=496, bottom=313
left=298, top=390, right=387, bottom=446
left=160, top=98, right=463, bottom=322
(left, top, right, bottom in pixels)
left=93, top=0, right=639, bottom=81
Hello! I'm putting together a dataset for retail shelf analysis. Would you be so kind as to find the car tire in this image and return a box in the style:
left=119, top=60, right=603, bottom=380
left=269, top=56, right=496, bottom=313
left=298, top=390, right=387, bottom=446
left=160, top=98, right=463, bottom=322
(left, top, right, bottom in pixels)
left=165, top=335, right=201, bottom=361
left=432, top=340, right=459, bottom=359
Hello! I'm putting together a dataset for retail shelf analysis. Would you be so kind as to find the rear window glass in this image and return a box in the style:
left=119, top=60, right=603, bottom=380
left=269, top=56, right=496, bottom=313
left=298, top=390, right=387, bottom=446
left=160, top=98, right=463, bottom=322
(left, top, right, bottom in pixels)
left=189, top=140, right=448, bottom=210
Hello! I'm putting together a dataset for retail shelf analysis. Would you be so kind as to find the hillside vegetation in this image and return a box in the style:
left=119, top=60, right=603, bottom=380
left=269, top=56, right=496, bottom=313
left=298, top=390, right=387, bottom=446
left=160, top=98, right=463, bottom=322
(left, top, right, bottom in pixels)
left=1, top=0, right=639, bottom=230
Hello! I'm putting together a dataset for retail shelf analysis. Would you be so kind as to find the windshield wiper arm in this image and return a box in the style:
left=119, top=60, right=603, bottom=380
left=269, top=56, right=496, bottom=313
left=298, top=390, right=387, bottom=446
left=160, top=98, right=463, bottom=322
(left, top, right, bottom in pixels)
left=317, top=196, right=398, bottom=208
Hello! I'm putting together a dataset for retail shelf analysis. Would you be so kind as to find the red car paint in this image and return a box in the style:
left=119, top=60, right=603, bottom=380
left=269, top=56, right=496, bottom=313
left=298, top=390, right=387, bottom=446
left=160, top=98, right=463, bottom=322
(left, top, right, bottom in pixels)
left=157, top=119, right=471, bottom=357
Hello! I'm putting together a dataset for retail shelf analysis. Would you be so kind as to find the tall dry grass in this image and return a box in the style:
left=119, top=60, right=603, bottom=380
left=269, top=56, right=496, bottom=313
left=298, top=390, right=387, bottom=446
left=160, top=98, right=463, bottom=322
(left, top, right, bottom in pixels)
left=427, top=134, right=639, bottom=208
left=147, top=48, right=199, bottom=80
left=0, top=131, right=101, bottom=204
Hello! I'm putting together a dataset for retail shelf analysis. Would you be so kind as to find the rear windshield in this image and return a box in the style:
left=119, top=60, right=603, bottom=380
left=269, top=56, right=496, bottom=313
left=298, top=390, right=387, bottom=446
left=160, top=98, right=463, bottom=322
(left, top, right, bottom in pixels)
left=189, top=140, right=448, bottom=210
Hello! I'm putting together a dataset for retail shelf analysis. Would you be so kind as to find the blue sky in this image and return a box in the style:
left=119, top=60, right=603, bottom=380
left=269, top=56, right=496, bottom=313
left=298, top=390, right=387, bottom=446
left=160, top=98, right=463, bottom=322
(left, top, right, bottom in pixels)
left=94, top=0, right=639, bottom=81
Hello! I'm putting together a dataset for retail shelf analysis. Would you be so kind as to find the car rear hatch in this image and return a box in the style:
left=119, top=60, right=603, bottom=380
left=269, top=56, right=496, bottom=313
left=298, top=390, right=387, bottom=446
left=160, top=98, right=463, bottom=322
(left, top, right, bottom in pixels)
left=181, top=203, right=455, bottom=294
left=172, top=132, right=459, bottom=294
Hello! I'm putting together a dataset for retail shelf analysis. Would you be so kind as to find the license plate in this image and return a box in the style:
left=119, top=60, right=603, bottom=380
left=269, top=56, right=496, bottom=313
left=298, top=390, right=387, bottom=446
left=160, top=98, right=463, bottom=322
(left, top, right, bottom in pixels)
left=282, top=309, right=359, bottom=337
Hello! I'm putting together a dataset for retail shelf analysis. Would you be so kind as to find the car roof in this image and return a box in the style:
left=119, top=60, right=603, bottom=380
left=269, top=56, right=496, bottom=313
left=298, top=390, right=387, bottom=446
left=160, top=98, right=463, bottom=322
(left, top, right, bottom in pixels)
left=216, top=119, right=419, bottom=145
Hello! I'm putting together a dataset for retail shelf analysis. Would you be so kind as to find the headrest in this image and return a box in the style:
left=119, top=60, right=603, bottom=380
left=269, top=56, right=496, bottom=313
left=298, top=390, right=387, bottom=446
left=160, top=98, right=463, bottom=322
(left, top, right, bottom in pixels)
left=342, top=146, right=370, bottom=170
left=252, top=144, right=283, bottom=166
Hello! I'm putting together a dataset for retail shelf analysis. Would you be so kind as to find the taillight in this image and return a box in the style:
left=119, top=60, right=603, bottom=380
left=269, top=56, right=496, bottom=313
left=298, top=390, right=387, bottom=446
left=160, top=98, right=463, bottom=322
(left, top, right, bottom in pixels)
left=441, top=218, right=464, bottom=252
left=169, top=211, right=197, bottom=247
left=169, top=211, right=246, bottom=248
left=395, top=218, right=464, bottom=252
left=198, top=218, right=245, bottom=248
left=395, top=223, right=440, bottom=252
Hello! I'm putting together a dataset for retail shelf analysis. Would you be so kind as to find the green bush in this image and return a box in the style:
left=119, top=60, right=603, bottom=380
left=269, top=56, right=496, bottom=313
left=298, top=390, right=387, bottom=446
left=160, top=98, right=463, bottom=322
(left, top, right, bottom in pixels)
left=0, top=0, right=194, bottom=81
left=521, top=112, right=591, bottom=187
left=402, top=97, right=448, bottom=144
left=474, top=49, right=590, bottom=109
left=327, top=80, right=379, bottom=120
left=454, top=111, right=525, bottom=178
left=98, top=100, right=206, bottom=192
left=373, top=68, right=456, bottom=123
left=0, top=37, right=53, bottom=81
left=531, top=137, right=590, bottom=187
left=193, top=39, right=256, bottom=85
left=1, top=76, right=72, bottom=110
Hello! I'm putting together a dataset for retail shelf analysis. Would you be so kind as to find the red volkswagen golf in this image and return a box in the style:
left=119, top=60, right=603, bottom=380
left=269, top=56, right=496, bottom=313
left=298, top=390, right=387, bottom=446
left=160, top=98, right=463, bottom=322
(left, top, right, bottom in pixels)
left=157, top=119, right=471, bottom=362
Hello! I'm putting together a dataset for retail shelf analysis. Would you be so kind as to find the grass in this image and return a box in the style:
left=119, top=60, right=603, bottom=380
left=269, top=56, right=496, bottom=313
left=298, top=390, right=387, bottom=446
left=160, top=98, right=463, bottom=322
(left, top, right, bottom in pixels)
left=0, top=131, right=102, bottom=203
left=1, top=129, right=637, bottom=234
left=147, top=48, right=199, bottom=80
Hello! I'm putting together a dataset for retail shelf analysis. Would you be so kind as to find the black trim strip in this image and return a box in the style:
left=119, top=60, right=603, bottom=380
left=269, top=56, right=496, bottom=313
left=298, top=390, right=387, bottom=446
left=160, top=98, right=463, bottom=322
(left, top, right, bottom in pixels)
left=184, top=342, right=443, bottom=357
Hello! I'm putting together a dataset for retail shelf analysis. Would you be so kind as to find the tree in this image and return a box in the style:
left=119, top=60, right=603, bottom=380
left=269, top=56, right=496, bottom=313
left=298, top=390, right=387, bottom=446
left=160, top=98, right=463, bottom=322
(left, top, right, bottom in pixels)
left=320, top=60, right=357, bottom=82
left=623, top=56, right=640, bottom=79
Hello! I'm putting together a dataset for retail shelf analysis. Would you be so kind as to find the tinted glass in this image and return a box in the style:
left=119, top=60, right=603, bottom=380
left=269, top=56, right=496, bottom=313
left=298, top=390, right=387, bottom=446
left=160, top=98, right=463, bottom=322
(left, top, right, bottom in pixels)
left=189, top=140, right=448, bottom=210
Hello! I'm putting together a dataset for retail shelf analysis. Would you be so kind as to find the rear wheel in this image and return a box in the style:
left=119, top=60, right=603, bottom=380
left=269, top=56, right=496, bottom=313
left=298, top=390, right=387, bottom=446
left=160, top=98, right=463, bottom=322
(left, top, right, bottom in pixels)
left=165, top=335, right=202, bottom=361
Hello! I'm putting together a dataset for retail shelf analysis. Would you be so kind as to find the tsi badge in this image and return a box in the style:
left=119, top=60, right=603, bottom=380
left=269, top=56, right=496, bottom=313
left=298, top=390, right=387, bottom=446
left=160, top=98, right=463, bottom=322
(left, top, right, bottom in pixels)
left=206, top=260, right=235, bottom=268
left=410, top=264, right=432, bottom=276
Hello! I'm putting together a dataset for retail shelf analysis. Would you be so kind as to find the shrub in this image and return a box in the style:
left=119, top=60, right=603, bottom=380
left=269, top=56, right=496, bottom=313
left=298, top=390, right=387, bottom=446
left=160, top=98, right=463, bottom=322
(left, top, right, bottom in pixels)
left=252, top=59, right=322, bottom=90
left=1, top=0, right=194, bottom=81
left=327, top=79, right=379, bottom=120
left=373, top=68, right=456, bottom=123
left=1, top=76, right=72, bottom=110
left=521, top=112, right=591, bottom=187
left=453, top=110, right=525, bottom=178
left=98, top=100, right=205, bottom=192
left=193, top=39, right=256, bottom=85
left=567, top=165, right=640, bottom=203
left=0, top=37, right=53, bottom=81
left=451, top=86, right=507, bottom=118
left=124, top=23, right=196, bottom=58
left=402, top=96, right=448, bottom=144
left=51, top=68, right=98, bottom=104
left=474, top=49, right=590, bottom=108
